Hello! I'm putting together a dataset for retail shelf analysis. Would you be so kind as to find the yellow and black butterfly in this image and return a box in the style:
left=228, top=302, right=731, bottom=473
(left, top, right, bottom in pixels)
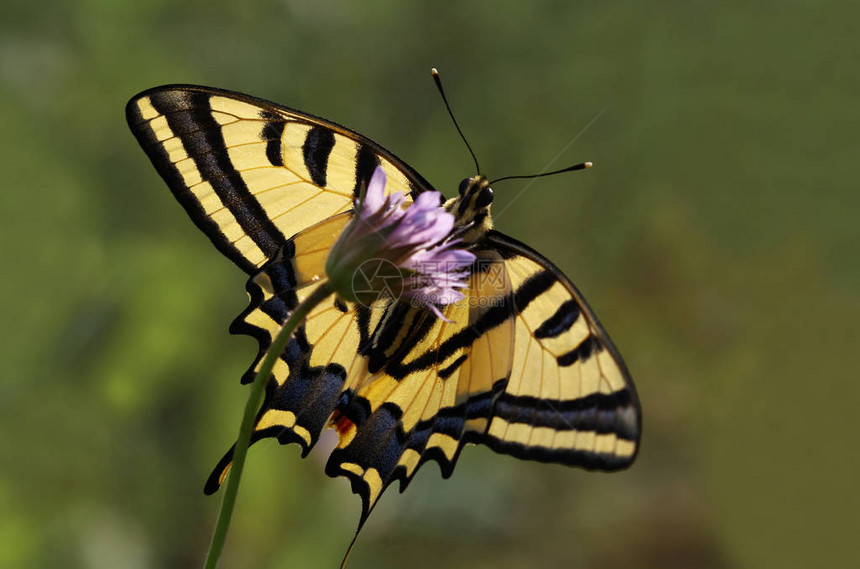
left=126, top=82, right=641, bottom=534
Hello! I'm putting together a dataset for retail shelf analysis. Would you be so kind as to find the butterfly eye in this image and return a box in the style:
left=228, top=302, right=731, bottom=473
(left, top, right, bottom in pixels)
left=475, top=186, right=494, bottom=208
left=458, top=178, right=471, bottom=196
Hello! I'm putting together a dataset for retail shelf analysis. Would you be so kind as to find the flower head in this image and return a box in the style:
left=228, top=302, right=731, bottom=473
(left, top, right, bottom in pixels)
left=326, top=167, right=476, bottom=317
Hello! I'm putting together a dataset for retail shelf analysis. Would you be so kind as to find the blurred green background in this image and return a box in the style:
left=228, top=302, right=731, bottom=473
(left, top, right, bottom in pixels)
left=2, top=1, right=857, bottom=568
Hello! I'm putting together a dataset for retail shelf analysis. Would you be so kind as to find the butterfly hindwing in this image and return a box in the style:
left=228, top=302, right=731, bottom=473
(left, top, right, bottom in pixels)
left=126, top=85, right=433, bottom=274
left=324, top=250, right=515, bottom=524
left=204, top=212, right=359, bottom=493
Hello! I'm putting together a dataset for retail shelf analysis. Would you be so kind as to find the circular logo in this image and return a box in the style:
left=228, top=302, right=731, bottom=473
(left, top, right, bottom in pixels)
left=351, top=258, right=405, bottom=308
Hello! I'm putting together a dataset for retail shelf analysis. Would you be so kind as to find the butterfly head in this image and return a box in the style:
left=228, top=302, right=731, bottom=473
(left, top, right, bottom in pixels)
left=445, top=175, right=494, bottom=242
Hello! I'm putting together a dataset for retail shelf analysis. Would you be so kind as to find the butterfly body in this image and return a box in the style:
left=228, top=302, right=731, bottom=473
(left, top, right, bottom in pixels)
left=445, top=175, right=495, bottom=242
left=127, top=84, right=641, bottom=529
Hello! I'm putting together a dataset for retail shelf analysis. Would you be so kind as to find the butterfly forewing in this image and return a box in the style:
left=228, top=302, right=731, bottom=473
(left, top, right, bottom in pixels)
left=482, top=231, right=640, bottom=469
left=126, top=85, right=433, bottom=274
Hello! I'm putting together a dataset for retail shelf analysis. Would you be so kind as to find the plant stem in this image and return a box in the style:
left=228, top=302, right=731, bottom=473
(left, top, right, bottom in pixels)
left=203, top=280, right=334, bottom=569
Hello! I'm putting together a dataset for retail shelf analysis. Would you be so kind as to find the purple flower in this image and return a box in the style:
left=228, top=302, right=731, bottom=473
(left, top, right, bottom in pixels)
left=326, top=167, right=476, bottom=318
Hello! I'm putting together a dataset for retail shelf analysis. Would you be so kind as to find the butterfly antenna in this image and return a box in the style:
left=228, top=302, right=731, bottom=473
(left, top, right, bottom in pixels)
left=490, top=161, right=593, bottom=185
left=432, top=68, right=481, bottom=175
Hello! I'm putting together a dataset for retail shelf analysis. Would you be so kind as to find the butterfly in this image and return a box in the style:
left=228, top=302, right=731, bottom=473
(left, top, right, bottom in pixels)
left=126, top=83, right=641, bottom=535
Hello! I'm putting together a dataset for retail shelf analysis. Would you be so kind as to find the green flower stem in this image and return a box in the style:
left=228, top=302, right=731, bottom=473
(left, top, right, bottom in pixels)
left=204, top=280, right=334, bottom=569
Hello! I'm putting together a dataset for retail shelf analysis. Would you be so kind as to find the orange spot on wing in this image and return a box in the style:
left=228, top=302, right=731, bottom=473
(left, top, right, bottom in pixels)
left=331, top=410, right=356, bottom=438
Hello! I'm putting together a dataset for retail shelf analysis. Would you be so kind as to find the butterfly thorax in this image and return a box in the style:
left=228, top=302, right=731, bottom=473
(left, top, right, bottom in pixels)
left=444, top=175, right=495, bottom=244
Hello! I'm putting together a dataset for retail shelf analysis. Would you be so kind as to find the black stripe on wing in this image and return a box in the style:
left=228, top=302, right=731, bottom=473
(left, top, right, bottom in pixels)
left=353, top=144, right=383, bottom=198
left=261, top=111, right=286, bottom=167
left=126, top=89, right=286, bottom=274
left=484, top=389, right=638, bottom=469
left=302, top=126, right=336, bottom=187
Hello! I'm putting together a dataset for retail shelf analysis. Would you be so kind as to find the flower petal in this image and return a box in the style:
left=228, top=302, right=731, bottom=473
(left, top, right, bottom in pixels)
left=360, top=166, right=387, bottom=213
left=327, top=165, right=477, bottom=316
left=388, top=198, right=453, bottom=248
